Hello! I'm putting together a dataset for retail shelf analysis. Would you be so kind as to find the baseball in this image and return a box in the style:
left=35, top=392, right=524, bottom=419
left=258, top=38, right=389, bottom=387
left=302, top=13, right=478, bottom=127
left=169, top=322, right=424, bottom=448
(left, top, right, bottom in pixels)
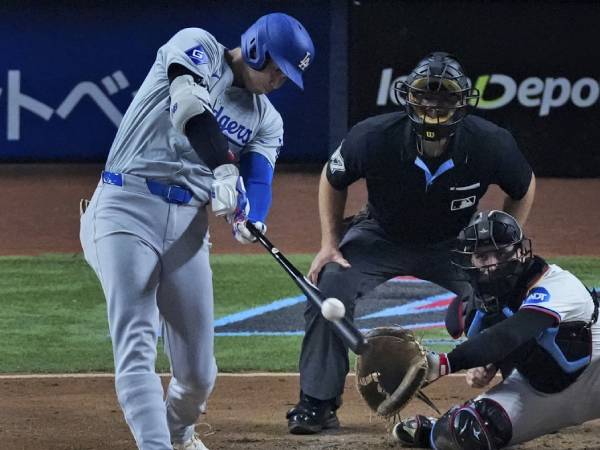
left=321, top=297, right=346, bottom=321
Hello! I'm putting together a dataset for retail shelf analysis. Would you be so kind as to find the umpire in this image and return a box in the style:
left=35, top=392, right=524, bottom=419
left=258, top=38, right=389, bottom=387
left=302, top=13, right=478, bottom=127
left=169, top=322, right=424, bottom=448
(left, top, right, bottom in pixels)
left=286, top=52, right=536, bottom=434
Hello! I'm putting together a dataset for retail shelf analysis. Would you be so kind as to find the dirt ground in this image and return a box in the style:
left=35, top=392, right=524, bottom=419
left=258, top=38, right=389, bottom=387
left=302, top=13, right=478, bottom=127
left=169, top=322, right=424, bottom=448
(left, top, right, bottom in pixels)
left=1, top=374, right=599, bottom=450
left=0, top=164, right=599, bottom=256
left=0, top=164, right=599, bottom=449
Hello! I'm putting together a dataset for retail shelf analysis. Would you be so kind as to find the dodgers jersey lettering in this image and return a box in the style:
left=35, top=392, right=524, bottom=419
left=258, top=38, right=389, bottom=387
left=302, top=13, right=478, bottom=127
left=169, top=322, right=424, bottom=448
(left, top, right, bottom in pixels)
left=106, top=28, right=283, bottom=202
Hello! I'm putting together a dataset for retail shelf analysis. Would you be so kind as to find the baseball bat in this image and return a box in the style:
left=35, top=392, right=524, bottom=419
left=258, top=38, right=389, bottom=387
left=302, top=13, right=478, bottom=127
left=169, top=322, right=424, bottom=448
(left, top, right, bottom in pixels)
left=246, top=221, right=370, bottom=355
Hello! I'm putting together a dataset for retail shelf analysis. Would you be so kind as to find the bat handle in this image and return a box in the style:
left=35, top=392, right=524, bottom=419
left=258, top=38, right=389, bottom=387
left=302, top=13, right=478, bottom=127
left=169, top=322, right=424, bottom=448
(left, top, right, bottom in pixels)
left=246, top=221, right=270, bottom=246
left=246, top=220, right=260, bottom=236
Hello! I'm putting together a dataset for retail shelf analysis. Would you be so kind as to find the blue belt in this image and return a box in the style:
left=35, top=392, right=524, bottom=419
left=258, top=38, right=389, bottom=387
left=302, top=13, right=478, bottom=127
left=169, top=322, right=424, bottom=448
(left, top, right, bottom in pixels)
left=102, top=171, right=193, bottom=205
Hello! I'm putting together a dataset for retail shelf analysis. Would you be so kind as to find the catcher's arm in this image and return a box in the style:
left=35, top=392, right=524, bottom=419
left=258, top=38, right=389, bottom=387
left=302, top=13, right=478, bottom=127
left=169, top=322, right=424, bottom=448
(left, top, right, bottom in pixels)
left=423, top=351, right=451, bottom=385
left=424, top=309, right=554, bottom=386
left=446, top=309, right=555, bottom=372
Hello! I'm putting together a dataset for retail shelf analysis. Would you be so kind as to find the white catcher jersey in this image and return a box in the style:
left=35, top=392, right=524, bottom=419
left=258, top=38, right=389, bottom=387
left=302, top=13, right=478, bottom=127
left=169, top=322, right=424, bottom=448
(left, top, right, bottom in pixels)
left=519, top=264, right=600, bottom=359
left=105, top=28, right=284, bottom=202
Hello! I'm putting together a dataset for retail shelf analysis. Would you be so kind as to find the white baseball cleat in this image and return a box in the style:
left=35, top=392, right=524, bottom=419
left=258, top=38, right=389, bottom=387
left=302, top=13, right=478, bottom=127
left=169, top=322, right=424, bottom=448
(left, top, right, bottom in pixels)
left=172, top=433, right=209, bottom=450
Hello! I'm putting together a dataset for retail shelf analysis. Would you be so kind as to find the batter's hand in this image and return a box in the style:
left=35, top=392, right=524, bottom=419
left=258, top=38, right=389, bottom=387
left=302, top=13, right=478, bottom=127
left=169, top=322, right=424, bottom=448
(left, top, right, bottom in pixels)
left=233, top=220, right=266, bottom=245
left=211, top=164, right=242, bottom=216
left=307, top=246, right=351, bottom=284
left=465, top=364, right=497, bottom=388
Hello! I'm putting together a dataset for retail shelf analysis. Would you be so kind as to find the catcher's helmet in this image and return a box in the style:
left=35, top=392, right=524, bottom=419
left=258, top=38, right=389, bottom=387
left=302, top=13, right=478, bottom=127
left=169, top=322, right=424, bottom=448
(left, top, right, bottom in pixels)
left=395, top=52, right=479, bottom=141
left=241, top=13, right=315, bottom=90
left=454, top=211, right=532, bottom=311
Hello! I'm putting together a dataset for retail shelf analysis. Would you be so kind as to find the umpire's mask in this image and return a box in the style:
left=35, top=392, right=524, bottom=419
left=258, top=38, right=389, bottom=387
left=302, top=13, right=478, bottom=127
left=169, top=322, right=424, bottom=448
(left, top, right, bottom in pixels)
left=394, top=52, right=479, bottom=141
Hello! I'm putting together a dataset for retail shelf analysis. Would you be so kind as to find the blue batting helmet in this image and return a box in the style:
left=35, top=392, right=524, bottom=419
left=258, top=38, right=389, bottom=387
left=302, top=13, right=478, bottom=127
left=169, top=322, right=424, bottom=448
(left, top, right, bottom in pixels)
left=241, top=13, right=315, bottom=90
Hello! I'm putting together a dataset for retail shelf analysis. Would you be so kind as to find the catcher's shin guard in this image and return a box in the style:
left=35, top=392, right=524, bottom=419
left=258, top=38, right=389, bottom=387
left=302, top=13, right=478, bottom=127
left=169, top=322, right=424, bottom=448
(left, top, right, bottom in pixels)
left=392, top=415, right=435, bottom=447
left=431, top=398, right=512, bottom=449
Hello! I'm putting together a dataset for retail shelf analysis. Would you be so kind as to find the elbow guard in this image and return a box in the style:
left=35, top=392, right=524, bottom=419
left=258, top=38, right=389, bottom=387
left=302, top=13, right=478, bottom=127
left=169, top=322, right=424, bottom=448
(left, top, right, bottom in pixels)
left=169, top=74, right=211, bottom=134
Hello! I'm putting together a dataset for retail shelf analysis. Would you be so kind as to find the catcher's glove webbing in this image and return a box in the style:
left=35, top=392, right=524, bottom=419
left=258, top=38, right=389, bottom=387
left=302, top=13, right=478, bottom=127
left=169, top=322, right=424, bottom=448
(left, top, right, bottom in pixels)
left=355, top=327, right=436, bottom=418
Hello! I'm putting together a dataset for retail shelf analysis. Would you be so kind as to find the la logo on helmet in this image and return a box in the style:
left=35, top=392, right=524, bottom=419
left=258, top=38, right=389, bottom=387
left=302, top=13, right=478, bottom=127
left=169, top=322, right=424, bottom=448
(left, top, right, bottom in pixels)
left=298, top=52, right=311, bottom=71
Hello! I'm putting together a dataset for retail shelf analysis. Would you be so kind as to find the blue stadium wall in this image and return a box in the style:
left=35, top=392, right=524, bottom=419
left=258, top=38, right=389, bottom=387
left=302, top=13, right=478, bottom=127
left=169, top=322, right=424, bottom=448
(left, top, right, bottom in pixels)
left=0, top=1, right=341, bottom=163
left=1, top=1, right=598, bottom=175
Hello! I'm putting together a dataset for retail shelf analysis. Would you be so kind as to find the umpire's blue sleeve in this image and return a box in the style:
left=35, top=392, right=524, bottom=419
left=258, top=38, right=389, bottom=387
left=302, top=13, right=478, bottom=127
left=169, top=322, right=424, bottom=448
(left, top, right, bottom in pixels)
left=239, top=152, right=273, bottom=223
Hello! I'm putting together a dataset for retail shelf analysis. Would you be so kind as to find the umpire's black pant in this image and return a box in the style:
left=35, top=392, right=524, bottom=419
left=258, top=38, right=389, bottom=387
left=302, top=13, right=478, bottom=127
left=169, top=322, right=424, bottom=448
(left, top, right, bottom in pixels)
left=298, top=218, right=474, bottom=401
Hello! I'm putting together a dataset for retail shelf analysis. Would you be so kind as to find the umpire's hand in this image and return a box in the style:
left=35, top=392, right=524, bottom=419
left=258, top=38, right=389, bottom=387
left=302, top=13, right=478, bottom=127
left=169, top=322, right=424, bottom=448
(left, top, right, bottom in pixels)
left=308, top=246, right=351, bottom=284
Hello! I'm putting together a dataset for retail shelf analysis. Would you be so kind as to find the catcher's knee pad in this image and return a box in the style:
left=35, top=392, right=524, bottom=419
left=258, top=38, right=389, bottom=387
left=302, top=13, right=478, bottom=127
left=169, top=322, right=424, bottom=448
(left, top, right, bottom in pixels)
left=431, top=398, right=512, bottom=449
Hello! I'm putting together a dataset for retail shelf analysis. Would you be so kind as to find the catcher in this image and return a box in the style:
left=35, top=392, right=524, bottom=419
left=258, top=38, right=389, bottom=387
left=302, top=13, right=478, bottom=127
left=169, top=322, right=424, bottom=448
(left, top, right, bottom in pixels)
left=357, top=211, right=600, bottom=449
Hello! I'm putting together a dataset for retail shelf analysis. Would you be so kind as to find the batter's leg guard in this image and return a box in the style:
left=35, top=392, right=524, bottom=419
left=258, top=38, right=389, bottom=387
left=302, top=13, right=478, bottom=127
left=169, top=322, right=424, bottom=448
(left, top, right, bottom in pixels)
left=431, top=398, right=512, bottom=449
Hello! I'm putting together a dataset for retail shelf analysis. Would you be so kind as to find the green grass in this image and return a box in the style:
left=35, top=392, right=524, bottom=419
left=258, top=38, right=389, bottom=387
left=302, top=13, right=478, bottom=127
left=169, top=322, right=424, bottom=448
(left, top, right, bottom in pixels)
left=210, top=254, right=313, bottom=317
left=0, top=254, right=598, bottom=373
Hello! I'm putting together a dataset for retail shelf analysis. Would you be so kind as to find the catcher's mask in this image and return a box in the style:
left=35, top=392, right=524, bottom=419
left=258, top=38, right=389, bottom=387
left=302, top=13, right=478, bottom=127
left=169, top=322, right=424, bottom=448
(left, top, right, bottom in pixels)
left=394, top=52, right=479, bottom=141
left=453, top=210, right=532, bottom=312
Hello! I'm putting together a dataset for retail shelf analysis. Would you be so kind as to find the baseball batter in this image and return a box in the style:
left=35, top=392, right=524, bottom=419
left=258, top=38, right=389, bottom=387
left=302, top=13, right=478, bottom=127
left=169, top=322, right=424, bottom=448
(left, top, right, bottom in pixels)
left=394, top=211, right=600, bottom=449
left=79, top=13, right=314, bottom=450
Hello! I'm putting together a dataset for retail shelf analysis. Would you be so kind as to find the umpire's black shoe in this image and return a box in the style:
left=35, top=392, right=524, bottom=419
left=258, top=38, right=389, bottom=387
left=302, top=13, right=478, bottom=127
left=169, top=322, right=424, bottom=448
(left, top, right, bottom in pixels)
left=286, top=393, right=340, bottom=434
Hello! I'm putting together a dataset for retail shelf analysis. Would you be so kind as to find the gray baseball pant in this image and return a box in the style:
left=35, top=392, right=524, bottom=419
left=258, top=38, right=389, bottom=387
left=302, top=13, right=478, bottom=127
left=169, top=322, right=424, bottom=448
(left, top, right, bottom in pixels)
left=80, top=174, right=217, bottom=449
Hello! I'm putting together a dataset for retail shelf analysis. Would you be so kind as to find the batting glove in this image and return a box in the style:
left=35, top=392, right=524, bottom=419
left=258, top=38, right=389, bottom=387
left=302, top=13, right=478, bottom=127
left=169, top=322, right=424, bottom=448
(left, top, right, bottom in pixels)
left=222, top=177, right=265, bottom=244
left=211, top=164, right=240, bottom=216
left=233, top=220, right=267, bottom=245
left=425, top=351, right=450, bottom=384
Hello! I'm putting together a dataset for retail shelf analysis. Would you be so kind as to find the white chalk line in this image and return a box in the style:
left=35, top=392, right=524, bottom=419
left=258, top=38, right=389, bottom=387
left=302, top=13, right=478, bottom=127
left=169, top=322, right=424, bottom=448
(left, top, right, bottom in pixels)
left=0, top=372, right=480, bottom=380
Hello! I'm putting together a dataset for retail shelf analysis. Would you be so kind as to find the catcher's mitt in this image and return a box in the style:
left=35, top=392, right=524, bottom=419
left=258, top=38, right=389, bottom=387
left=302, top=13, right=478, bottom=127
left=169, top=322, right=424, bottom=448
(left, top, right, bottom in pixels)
left=355, top=327, right=433, bottom=418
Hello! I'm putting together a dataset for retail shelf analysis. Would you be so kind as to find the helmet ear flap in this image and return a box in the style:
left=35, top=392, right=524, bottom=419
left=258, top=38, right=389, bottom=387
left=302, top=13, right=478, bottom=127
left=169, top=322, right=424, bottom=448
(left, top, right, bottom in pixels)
left=392, top=78, right=409, bottom=105
left=247, top=38, right=258, bottom=61
left=241, top=21, right=267, bottom=70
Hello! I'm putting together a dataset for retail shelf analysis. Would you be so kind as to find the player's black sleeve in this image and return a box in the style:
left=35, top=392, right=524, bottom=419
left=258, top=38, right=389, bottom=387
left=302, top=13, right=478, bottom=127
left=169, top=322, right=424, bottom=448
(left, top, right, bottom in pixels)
left=325, top=121, right=373, bottom=190
left=490, top=128, right=533, bottom=199
left=167, top=63, right=203, bottom=85
left=447, top=308, right=557, bottom=371
left=167, top=63, right=232, bottom=171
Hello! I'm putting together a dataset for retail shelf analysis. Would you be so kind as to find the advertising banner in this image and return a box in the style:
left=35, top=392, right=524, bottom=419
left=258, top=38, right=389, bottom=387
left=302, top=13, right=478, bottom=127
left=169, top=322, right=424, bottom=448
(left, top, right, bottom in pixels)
left=349, top=1, right=600, bottom=176
left=0, top=2, right=330, bottom=162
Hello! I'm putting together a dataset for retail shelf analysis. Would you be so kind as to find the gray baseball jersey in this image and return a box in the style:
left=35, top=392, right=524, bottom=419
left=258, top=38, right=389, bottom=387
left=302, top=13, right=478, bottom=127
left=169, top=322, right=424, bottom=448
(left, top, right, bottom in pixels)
left=106, top=28, right=284, bottom=201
